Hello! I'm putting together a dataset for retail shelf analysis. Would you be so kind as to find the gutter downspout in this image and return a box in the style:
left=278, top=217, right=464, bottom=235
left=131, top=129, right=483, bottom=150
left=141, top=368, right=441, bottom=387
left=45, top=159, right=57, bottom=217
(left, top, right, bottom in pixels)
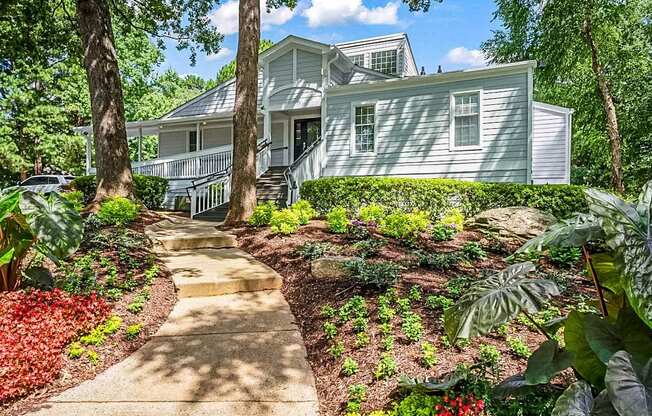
left=323, top=47, right=339, bottom=177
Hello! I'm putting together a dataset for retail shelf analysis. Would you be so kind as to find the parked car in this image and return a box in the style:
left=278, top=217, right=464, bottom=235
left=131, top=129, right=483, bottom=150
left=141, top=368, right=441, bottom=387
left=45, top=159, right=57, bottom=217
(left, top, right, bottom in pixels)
left=18, top=175, right=75, bottom=194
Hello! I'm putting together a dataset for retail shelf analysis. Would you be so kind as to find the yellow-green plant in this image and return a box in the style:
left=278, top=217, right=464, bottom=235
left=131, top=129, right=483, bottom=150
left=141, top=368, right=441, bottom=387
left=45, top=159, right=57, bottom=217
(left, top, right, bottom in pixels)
left=248, top=201, right=277, bottom=226
left=269, top=208, right=300, bottom=235
left=290, top=200, right=316, bottom=225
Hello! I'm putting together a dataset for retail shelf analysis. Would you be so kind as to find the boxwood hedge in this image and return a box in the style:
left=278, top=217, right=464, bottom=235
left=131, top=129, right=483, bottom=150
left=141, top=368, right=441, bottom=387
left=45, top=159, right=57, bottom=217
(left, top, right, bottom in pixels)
left=300, top=177, right=587, bottom=220
left=71, top=174, right=169, bottom=209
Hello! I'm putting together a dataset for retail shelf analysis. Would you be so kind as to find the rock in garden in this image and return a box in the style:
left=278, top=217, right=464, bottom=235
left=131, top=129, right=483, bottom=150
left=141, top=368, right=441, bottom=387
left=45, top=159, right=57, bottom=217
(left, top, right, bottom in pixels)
left=467, top=206, right=556, bottom=243
left=310, top=256, right=361, bottom=279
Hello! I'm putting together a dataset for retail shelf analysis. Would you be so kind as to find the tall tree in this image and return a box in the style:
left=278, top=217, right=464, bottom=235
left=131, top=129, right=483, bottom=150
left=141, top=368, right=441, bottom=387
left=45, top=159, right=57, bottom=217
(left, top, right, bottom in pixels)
left=483, top=0, right=651, bottom=193
left=216, top=39, right=274, bottom=84
left=225, top=0, right=441, bottom=224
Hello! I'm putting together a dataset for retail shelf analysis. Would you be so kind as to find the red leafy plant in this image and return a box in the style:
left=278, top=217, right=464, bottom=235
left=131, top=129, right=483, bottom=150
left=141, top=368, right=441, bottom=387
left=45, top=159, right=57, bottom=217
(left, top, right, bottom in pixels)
left=434, top=394, right=485, bottom=416
left=0, top=289, right=110, bottom=402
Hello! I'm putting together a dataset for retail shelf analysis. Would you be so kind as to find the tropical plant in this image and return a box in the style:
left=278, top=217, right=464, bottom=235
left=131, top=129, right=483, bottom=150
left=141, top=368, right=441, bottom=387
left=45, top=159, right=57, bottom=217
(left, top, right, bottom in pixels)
left=1, top=189, right=83, bottom=291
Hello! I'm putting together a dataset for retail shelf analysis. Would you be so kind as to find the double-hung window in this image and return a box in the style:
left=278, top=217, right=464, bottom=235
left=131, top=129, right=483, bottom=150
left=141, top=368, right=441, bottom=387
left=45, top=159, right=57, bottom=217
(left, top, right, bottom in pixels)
left=371, top=50, right=397, bottom=75
left=450, top=90, right=482, bottom=150
left=188, top=130, right=203, bottom=152
left=352, top=104, right=376, bottom=154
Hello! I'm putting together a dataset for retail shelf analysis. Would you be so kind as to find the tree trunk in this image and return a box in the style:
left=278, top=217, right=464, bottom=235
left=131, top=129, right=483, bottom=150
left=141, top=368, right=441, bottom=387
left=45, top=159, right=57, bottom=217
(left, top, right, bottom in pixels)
left=76, top=0, right=133, bottom=206
left=224, top=0, right=260, bottom=225
left=581, top=17, right=624, bottom=194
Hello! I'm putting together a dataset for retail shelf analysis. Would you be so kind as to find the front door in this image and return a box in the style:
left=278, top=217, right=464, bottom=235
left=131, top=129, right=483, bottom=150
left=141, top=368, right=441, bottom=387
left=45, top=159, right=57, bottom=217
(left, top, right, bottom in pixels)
left=293, top=117, right=321, bottom=162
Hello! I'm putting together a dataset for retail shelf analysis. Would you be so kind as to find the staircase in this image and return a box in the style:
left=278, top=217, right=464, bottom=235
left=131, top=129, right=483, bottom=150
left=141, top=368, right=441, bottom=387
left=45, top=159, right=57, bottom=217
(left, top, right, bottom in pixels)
left=193, top=166, right=289, bottom=222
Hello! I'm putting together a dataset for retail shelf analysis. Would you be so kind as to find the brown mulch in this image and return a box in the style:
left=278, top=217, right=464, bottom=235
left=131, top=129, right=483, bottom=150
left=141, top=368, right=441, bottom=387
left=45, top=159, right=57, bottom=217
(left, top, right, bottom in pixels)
left=230, top=220, right=594, bottom=416
left=1, top=215, right=177, bottom=416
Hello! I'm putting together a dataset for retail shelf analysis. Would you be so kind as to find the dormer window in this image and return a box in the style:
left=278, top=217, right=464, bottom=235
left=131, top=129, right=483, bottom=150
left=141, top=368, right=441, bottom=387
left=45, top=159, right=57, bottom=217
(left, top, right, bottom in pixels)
left=371, top=50, right=398, bottom=75
left=350, top=54, right=365, bottom=67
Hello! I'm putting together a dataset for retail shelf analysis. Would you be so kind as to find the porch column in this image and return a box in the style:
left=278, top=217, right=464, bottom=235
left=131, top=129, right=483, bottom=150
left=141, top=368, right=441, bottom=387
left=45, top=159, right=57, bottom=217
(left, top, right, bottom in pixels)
left=263, top=109, right=271, bottom=142
left=85, top=132, right=92, bottom=175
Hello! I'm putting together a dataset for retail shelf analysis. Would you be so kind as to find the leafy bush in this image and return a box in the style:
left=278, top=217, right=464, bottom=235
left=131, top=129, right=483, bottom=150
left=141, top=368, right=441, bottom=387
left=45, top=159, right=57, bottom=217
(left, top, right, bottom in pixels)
left=440, top=208, right=465, bottom=231
left=425, top=295, right=454, bottom=311
left=80, top=315, right=123, bottom=346
left=347, top=220, right=371, bottom=240
left=97, top=196, right=140, bottom=226
left=421, top=341, right=438, bottom=368
left=127, top=288, right=150, bottom=314
left=269, top=208, right=300, bottom=235
left=344, top=259, right=402, bottom=289
left=347, top=384, right=367, bottom=412
left=417, top=251, right=460, bottom=271
left=125, top=323, right=144, bottom=341
left=328, top=341, right=344, bottom=359
left=326, top=206, right=348, bottom=233
left=351, top=238, right=384, bottom=259
left=431, top=223, right=457, bottom=241
left=355, top=332, right=370, bottom=348
left=359, top=203, right=386, bottom=224
left=506, top=336, right=531, bottom=358
left=323, top=321, right=337, bottom=340
left=408, top=285, right=422, bottom=301
left=0, top=289, right=110, bottom=401
left=67, top=341, right=85, bottom=359
left=342, top=357, right=359, bottom=376
left=401, top=312, right=423, bottom=342
left=378, top=210, right=430, bottom=240
left=548, top=246, right=581, bottom=268
left=479, top=344, right=501, bottom=368
left=61, top=190, right=85, bottom=212
left=248, top=200, right=277, bottom=226
left=320, top=304, right=336, bottom=319
left=461, top=242, right=487, bottom=260
left=374, top=353, right=397, bottom=379
left=71, top=174, right=169, bottom=209
left=295, top=241, right=336, bottom=260
left=382, top=335, right=394, bottom=351
left=290, top=199, right=316, bottom=225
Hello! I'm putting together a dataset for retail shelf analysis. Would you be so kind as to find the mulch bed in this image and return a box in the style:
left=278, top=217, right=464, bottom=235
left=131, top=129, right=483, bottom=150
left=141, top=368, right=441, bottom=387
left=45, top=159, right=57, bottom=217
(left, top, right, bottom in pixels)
left=230, top=220, right=594, bottom=416
left=1, top=212, right=177, bottom=416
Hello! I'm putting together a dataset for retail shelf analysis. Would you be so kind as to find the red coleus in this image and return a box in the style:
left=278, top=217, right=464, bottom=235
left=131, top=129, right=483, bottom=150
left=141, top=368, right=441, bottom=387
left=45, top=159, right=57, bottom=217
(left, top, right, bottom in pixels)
left=435, top=393, right=486, bottom=416
left=0, top=289, right=110, bottom=402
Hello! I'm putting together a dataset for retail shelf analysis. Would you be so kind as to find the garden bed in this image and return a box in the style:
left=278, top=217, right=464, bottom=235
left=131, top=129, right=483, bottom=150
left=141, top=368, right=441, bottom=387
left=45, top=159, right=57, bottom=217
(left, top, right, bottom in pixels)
left=230, top=220, right=595, bottom=415
left=1, top=211, right=177, bottom=416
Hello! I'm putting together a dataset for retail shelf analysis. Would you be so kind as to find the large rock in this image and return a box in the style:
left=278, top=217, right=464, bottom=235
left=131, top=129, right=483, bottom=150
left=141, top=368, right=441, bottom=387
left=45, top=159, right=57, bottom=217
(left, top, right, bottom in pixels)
left=468, top=207, right=556, bottom=243
left=310, top=256, right=360, bottom=279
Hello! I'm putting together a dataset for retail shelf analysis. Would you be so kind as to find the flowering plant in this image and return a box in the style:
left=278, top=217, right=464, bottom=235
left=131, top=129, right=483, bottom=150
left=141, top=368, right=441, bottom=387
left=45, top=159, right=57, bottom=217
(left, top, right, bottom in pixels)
left=434, top=394, right=485, bottom=416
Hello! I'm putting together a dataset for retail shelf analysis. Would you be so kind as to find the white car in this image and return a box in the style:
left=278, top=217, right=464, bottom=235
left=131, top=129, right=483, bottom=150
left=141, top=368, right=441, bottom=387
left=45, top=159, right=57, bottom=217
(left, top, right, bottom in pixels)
left=19, top=175, right=75, bottom=194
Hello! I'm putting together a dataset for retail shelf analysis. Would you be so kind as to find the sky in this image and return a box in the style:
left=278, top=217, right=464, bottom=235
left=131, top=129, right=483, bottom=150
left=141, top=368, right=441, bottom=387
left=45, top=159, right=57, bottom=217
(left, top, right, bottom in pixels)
left=161, top=0, right=501, bottom=80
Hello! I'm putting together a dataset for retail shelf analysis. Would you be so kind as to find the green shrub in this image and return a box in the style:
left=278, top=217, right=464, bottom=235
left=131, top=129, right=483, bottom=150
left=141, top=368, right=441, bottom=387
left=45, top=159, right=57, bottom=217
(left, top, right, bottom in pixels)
left=358, top=203, right=386, bottom=223
left=352, top=316, right=368, bottom=333
left=417, top=251, right=460, bottom=271
left=127, top=288, right=150, bottom=314
left=269, top=208, right=300, bottom=235
left=347, top=384, right=367, bottom=412
left=390, top=392, right=438, bottom=416
left=425, top=295, right=454, bottom=311
left=328, top=341, right=345, bottom=359
left=326, top=206, right=348, bottom=233
left=68, top=342, right=85, bottom=359
left=408, top=285, right=422, bottom=301
left=479, top=343, right=501, bottom=367
left=431, top=223, right=457, bottom=241
left=248, top=200, right=277, bottom=226
left=382, top=335, right=394, bottom=351
left=421, top=341, right=438, bottom=368
left=440, top=208, right=465, bottom=231
left=378, top=210, right=430, bottom=240
left=401, top=312, right=423, bottom=342
left=351, top=238, right=384, bottom=258
left=507, top=336, right=531, bottom=358
left=71, top=174, right=168, bottom=209
left=320, top=304, right=337, bottom=319
left=125, top=323, right=144, bottom=341
left=374, top=353, right=397, bottom=379
left=295, top=241, right=336, bottom=260
left=97, top=197, right=140, bottom=226
left=290, top=199, right=316, bottom=225
left=345, top=260, right=402, bottom=289
left=323, top=322, right=337, bottom=340
left=86, top=350, right=100, bottom=365
left=342, top=357, right=359, bottom=376
left=301, top=176, right=586, bottom=220
left=548, top=246, right=582, bottom=268
left=354, top=332, right=370, bottom=348
left=461, top=242, right=487, bottom=260
left=62, top=190, right=85, bottom=212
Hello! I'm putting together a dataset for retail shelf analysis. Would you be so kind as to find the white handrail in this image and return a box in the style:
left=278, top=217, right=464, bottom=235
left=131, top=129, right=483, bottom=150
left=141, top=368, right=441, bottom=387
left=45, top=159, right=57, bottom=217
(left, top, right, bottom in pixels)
left=285, top=139, right=325, bottom=205
left=132, top=146, right=233, bottom=179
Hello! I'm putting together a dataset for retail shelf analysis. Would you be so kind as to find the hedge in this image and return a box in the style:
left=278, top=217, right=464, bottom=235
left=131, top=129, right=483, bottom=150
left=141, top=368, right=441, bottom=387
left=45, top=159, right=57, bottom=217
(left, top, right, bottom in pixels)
left=300, top=177, right=587, bottom=220
left=71, top=174, right=169, bottom=209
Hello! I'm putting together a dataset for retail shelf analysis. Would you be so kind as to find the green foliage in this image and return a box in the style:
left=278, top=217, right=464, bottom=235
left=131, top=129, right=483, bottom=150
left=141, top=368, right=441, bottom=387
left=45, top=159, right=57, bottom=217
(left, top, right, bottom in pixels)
left=461, top=242, right=487, bottom=261
left=401, top=312, right=423, bottom=343
left=347, top=221, right=371, bottom=241
left=431, top=223, right=457, bottom=242
left=548, top=247, right=582, bottom=269
left=86, top=350, right=100, bottom=366
left=125, top=323, right=144, bottom=341
left=295, top=241, right=336, bottom=260
left=269, top=208, right=300, bottom=235
left=342, top=357, right=359, bottom=376
left=328, top=341, right=345, bottom=359
left=97, top=197, right=139, bottom=226
left=345, top=259, right=402, bottom=290
left=68, top=342, right=85, bottom=359
left=352, top=316, right=368, bottom=333
left=389, top=392, right=438, bottom=416
left=417, top=250, right=460, bottom=271
left=382, top=335, right=394, bottom=351
left=479, top=344, right=501, bottom=368
left=421, top=341, right=438, bottom=368
left=446, top=275, right=474, bottom=298
left=72, top=175, right=169, bottom=209
left=378, top=210, right=430, bottom=240
left=374, top=353, right=397, bottom=380
left=355, top=332, right=370, bottom=348
left=351, top=238, right=385, bottom=258
left=425, top=295, right=454, bottom=311
left=408, top=285, right=422, bottom=301
left=80, top=315, right=123, bottom=346
left=290, top=199, right=316, bottom=225
left=507, top=337, right=531, bottom=359
left=301, top=177, right=587, bottom=220
left=320, top=304, right=336, bottom=319
left=378, top=304, right=396, bottom=324
left=396, top=297, right=411, bottom=317
left=347, top=384, right=367, bottom=412
left=326, top=206, right=349, bottom=233
left=440, top=208, right=465, bottom=232
left=248, top=200, right=277, bottom=226
left=358, top=203, right=386, bottom=224
left=323, top=322, right=337, bottom=340
left=61, top=191, right=84, bottom=212
left=127, top=288, right=150, bottom=314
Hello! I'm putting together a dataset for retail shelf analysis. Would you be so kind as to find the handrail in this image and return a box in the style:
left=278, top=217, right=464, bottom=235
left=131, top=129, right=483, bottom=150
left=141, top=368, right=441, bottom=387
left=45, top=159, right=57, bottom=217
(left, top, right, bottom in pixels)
left=284, top=137, right=324, bottom=204
left=132, top=144, right=232, bottom=168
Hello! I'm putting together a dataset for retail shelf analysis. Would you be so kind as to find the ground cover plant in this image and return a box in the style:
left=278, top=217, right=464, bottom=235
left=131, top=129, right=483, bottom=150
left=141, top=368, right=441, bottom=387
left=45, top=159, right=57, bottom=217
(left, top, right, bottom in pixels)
left=229, top=199, right=596, bottom=415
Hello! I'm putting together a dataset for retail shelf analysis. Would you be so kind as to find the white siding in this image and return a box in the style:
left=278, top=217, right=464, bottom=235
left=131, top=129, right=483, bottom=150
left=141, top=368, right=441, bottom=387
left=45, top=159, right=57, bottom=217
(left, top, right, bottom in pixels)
left=158, top=131, right=187, bottom=157
left=268, top=50, right=294, bottom=91
left=170, top=82, right=236, bottom=118
left=203, top=126, right=232, bottom=148
left=324, top=73, right=529, bottom=182
left=336, top=34, right=417, bottom=77
left=268, top=48, right=323, bottom=110
left=532, top=104, right=571, bottom=184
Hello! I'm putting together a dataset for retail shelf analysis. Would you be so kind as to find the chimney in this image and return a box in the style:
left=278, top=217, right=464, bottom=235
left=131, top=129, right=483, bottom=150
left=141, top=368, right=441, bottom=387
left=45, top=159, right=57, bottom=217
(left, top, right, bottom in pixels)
left=420, top=66, right=426, bottom=75
left=437, top=65, right=443, bottom=74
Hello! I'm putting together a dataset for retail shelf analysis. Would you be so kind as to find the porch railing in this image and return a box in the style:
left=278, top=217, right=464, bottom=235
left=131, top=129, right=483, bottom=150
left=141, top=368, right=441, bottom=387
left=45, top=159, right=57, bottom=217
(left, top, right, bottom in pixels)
left=284, top=138, right=325, bottom=205
left=131, top=145, right=232, bottom=179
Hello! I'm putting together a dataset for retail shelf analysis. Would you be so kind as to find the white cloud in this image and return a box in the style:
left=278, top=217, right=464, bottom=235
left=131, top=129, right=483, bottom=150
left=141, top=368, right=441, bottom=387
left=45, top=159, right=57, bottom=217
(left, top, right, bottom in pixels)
left=209, top=0, right=295, bottom=35
left=303, top=0, right=399, bottom=27
left=206, top=47, right=233, bottom=62
left=444, top=47, right=488, bottom=67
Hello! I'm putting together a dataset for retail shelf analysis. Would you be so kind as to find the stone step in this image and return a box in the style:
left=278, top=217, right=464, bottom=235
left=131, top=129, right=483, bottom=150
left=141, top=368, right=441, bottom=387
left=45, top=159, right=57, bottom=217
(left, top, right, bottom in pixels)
left=145, top=219, right=237, bottom=250
left=161, top=248, right=283, bottom=298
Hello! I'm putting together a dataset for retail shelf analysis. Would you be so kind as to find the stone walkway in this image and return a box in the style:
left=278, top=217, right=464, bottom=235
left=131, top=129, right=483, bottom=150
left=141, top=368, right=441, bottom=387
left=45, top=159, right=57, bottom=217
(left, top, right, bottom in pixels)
left=30, top=217, right=318, bottom=416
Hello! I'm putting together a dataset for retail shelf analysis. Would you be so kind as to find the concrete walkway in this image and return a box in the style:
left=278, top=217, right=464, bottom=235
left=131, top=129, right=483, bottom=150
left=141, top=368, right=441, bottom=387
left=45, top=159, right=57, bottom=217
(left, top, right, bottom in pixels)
left=31, top=218, right=318, bottom=416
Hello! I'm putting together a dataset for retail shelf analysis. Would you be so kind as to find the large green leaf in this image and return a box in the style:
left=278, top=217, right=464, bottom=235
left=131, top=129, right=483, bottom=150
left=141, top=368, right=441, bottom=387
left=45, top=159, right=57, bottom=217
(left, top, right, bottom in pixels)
left=19, top=191, right=82, bottom=262
left=444, top=262, right=559, bottom=340
left=551, top=381, right=594, bottom=416
left=525, top=339, right=574, bottom=385
left=492, top=374, right=537, bottom=398
left=518, top=213, right=604, bottom=254
left=584, top=314, right=624, bottom=364
left=0, top=247, right=15, bottom=267
left=605, top=351, right=652, bottom=416
left=565, top=311, right=607, bottom=388
left=0, top=190, right=21, bottom=221
left=591, top=253, right=624, bottom=295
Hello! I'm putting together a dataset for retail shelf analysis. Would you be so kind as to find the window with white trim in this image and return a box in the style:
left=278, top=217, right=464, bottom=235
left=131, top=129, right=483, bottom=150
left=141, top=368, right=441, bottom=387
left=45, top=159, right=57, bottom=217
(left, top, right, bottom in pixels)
left=353, top=104, right=376, bottom=154
left=451, top=92, right=481, bottom=149
left=350, top=54, right=364, bottom=66
left=371, top=50, right=397, bottom=75
left=188, top=130, right=203, bottom=152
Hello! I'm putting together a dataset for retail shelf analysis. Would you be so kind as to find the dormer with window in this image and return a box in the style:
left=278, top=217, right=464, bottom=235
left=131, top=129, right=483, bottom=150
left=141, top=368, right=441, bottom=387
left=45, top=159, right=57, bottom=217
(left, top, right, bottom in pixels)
left=335, top=33, right=417, bottom=77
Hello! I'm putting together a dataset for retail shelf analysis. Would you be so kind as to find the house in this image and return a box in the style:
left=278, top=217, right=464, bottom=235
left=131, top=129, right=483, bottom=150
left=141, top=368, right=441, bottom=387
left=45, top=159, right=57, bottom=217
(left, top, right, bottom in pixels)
left=78, top=33, right=573, bottom=220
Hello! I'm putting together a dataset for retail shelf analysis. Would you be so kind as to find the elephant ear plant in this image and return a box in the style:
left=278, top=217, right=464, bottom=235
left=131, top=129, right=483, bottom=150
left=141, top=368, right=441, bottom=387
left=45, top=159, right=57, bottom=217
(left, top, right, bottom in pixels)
left=441, top=180, right=652, bottom=416
left=0, top=189, right=83, bottom=291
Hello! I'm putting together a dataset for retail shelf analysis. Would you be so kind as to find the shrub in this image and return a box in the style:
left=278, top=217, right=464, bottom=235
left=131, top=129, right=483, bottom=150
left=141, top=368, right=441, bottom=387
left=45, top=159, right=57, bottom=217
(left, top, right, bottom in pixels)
left=62, top=190, right=85, bottom=212
left=401, top=312, right=423, bottom=342
left=355, top=332, right=370, bottom=348
left=323, top=322, right=337, bottom=340
left=345, top=260, right=402, bottom=289
left=342, top=357, right=359, bottom=376
left=479, top=344, right=501, bottom=367
left=382, top=335, right=394, bottom=351
left=378, top=210, right=430, bottom=240
left=125, top=323, right=144, bottom=341
left=359, top=203, right=386, bottom=224
left=0, top=289, right=110, bottom=401
left=269, top=208, right=301, bottom=235
left=80, top=315, right=123, bottom=346
left=347, top=220, right=371, bottom=240
left=506, top=336, right=531, bottom=358
left=417, top=251, right=460, bottom=271
left=68, top=342, right=85, bottom=359
left=326, top=206, right=349, bottom=233
left=71, top=174, right=169, bottom=209
left=425, top=295, right=454, bottom=311
left=352, top=316, right=368, bottom=333
left=461, top=242, right=487, bottom=260
left=440, top=208, right=465, bottom=231
left=300, top=176, right=586, bottom=220
left=320, top=305, right=337, bottom=319
left=408, top=285, right=422, bottom=301
left=351, top=238, right=385, bottom=258
left=374, top=353, right=397, bottom=379
left=295, top=241, right=336, bottom=260
left=248, top=201, right=277, bottom=226
left=290, top=199, right=316, bottom=225
left=548, top=246, right=582, bottom=268
left=127, top=288, right=150, bottom=314
left=390, top=392, right=438, bottom=416
left=97, top=197, right=140, bottom=226
left=86, top=350, right=100, bottom=365
left=347, top=384, right=367, bottom=412
left=431, top=223, right=457, bottom=241
left=421, top=341, right=438, bottom=368
left=328, top=341, right=345, bottom=359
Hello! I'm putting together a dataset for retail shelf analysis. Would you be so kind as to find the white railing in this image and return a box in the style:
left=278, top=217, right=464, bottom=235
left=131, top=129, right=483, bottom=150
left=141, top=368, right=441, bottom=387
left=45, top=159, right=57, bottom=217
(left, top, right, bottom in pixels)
left=285, top=138, right=325, bottom=205
left=189, top=139, right=271, bottom=219
left=132, top=145, right=232, bottom=179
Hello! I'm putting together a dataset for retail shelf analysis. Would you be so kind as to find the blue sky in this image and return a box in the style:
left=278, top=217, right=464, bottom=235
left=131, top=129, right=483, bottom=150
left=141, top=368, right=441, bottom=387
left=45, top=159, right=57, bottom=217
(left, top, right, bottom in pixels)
left=162, top=0, right=500, bottom=80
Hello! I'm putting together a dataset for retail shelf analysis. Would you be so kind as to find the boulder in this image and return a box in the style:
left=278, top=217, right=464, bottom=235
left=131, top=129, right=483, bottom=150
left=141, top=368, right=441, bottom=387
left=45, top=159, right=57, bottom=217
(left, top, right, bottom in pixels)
left=310, top=256, right=361, bottom=279
left=467, top=207, right=556, bottom=243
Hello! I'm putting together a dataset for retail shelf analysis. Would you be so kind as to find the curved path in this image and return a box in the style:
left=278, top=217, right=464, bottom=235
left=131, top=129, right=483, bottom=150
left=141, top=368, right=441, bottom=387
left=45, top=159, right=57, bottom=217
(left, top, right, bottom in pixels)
left=30, top=218, right=318, bottom=416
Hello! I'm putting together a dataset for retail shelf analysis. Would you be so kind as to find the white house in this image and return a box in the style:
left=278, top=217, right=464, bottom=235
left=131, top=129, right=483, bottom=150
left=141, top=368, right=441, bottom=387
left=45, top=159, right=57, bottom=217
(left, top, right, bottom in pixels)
left=78, top=33, right=572, bottom=220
